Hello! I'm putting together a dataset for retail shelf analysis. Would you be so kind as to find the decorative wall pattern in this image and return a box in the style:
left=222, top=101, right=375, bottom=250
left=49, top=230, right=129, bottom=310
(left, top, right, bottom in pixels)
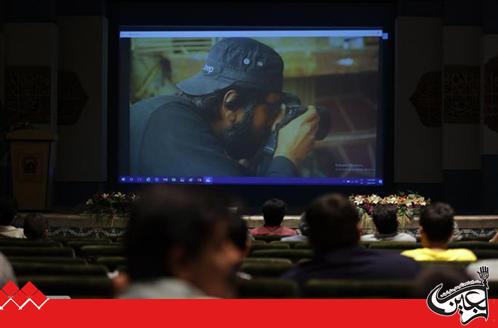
left=484, top=55, right=498, bottom=132
left=5, top=66, right=87, bottom=127
left=410, top=71, right=442, bottom=127
left=57, top=70, right=88, bottom=125
left=443, top=65, right=480, bottom=124
left=5, top=66, right=51, bottom=124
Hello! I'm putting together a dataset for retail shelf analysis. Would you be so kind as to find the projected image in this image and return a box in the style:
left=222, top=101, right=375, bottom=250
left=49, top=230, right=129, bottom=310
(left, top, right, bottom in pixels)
left=124, top=30, right=382, bottom=184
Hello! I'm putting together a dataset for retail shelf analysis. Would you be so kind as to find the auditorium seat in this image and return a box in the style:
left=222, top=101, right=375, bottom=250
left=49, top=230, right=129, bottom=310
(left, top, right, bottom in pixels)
left=254, top=235, right=287, bottom=242
left=250, top=243, right=290, bottom=252
left=0, top=247, right=75, bottom=257
left=250, top=249, right=313, bottom=262
left=66, top=240, right=114, bottom=250
left=269, top=241, right=291, bottom=246
left=53, top=238, right=99, bottom=243
left=303, top=279, right=415, bottom=298
left=462, top=236, right=496, bottom=242
left=96, top=256, right=127, bottom=271
left=12, top=263, right=108, bottom=276
left=236, top=278, right=299, bottom=298
left=448, top=241, right=498, bottom=250
left=80, top=245, right=124, bottom=260
left=270, top=241, right=310, bottom=249
left=293, top=242, right=311, bottom=249
left=240, top=261, right=293, bottom=278
left=368, top=242, right=421, bottom=250
left=9, top=256, right=87, bottom=264
left=0, top=239, right=63, bottom=247
left=17, top=276, right=114, bottom=298
left=243, top=258, right=293, bottom=264
left=473, top=249, right=498, bottom=259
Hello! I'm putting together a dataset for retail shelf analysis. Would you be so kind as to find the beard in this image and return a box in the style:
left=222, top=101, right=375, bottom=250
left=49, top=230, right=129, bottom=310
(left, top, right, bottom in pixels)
left=221, top=107, right=269, bottom=160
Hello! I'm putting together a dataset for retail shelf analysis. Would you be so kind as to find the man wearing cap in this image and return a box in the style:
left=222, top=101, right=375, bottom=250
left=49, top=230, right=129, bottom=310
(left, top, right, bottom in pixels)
left=130, top=37, right=319, bottom=177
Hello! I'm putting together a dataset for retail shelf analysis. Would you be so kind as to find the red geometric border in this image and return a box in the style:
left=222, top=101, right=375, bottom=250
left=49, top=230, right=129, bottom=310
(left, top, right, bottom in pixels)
left=0, top=299, right=496, bottom=328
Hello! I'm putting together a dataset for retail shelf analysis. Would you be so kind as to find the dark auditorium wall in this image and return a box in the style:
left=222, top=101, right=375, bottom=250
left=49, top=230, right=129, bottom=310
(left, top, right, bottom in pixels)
left=394, top=0, right=498, bottom=214
left=0, top=0, right=496, bottom=214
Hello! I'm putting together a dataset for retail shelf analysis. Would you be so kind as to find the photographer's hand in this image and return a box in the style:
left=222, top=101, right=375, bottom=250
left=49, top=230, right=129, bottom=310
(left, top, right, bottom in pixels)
left=274, top=105, right=319, bottom=167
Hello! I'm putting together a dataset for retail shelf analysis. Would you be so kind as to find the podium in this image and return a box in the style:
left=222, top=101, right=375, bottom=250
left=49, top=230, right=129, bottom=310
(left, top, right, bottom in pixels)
left=6, top=129, right=57, bottom=211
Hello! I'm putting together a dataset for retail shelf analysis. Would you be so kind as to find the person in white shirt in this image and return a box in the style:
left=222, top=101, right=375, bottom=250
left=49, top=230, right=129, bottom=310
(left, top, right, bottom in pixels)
left=361, top=205, right=416, bottom=242
left=282, top=213, right=309, bottom=242
left=0, top=252, right=16, bottom=286
left=490, top=230, right=498, bottom=243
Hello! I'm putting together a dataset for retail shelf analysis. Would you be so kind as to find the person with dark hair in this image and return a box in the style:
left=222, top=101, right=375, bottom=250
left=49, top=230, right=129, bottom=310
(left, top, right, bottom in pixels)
left=120, top=186, right=243, bottom=298
left=23, top=214, right=48, bottom=240
left=0, top=199, right=25, bottom=239
left=228, top=216, right=254, bottom=280
left=361, top=205, right=416, bottom=242
left=250, top=199, right=297, bottom=237
left=130, top=37, right=319, bottom=177
left=402, top=203, right=476, bottom=262
left=229, top=216, right=252, bottom=259
left=282, top=213, right=309, bottom=242
left=282, top=194, right=420, bottom=286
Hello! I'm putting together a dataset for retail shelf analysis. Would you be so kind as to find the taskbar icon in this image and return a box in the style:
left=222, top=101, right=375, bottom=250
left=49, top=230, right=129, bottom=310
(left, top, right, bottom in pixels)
left=119, top=176, right=213, bottom=185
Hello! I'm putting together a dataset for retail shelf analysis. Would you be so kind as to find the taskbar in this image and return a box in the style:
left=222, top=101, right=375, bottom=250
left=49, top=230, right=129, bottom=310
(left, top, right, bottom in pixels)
left=119, top=176, right=383, bottom=186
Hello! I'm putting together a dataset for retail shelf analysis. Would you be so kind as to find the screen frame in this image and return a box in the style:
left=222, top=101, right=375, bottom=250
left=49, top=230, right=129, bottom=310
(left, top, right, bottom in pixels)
left=119, top=26, right=387, bottom=186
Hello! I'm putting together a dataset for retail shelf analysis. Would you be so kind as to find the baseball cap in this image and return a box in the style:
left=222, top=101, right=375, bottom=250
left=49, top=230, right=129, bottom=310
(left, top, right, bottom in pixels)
left=177, top=37, right=284, bottom=96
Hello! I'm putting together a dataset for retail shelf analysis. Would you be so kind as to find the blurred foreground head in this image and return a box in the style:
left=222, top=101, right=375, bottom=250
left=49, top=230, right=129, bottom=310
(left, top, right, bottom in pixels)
left=125, top=186, right=243, bottom=298
left=414, top=267, right=471, bottom=298
left=305, top=193, right=360, bottom=254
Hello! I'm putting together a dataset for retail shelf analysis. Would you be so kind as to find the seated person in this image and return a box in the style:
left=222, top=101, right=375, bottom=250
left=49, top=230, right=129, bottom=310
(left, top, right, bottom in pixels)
left=120, top=187, right=243, bottom=299
left=490, top=230, right=498, bottom=243
left=361, top=205, right=416, bottom=242
left=0, top=252, right=16, bottom=286
left=0, top=199, right=25, bottom=239
left=250, top=199, right=297, bottom=237
left=23, top=214, right=48, bottom=240
left=229, top=216, right=253, bottom=280
left=281, top=213, right=309, bottom=242
left=282, top=194, right=420, bottom=286
left=402, top=203, right=476, bottom=262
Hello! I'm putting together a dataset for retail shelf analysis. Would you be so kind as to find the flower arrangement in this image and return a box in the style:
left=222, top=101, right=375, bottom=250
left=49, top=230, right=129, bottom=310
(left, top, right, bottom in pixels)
left=84, top=192, right=137, bottom=216
left=350, top=192, right=428, bottom=217
left=350, top=192, right=429, bottom=231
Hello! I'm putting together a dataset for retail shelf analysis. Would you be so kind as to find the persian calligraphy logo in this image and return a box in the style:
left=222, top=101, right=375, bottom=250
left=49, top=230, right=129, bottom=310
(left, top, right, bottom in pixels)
left=0, top=281, right=49, bottom=310
left=426, top=266, right=489, bottom=325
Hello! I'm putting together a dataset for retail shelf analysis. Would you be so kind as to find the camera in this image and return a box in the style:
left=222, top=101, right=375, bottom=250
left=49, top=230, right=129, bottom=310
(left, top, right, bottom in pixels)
left=256, top=92, right=330, bottom=175
left=262, top=92, right=330, bottom=156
